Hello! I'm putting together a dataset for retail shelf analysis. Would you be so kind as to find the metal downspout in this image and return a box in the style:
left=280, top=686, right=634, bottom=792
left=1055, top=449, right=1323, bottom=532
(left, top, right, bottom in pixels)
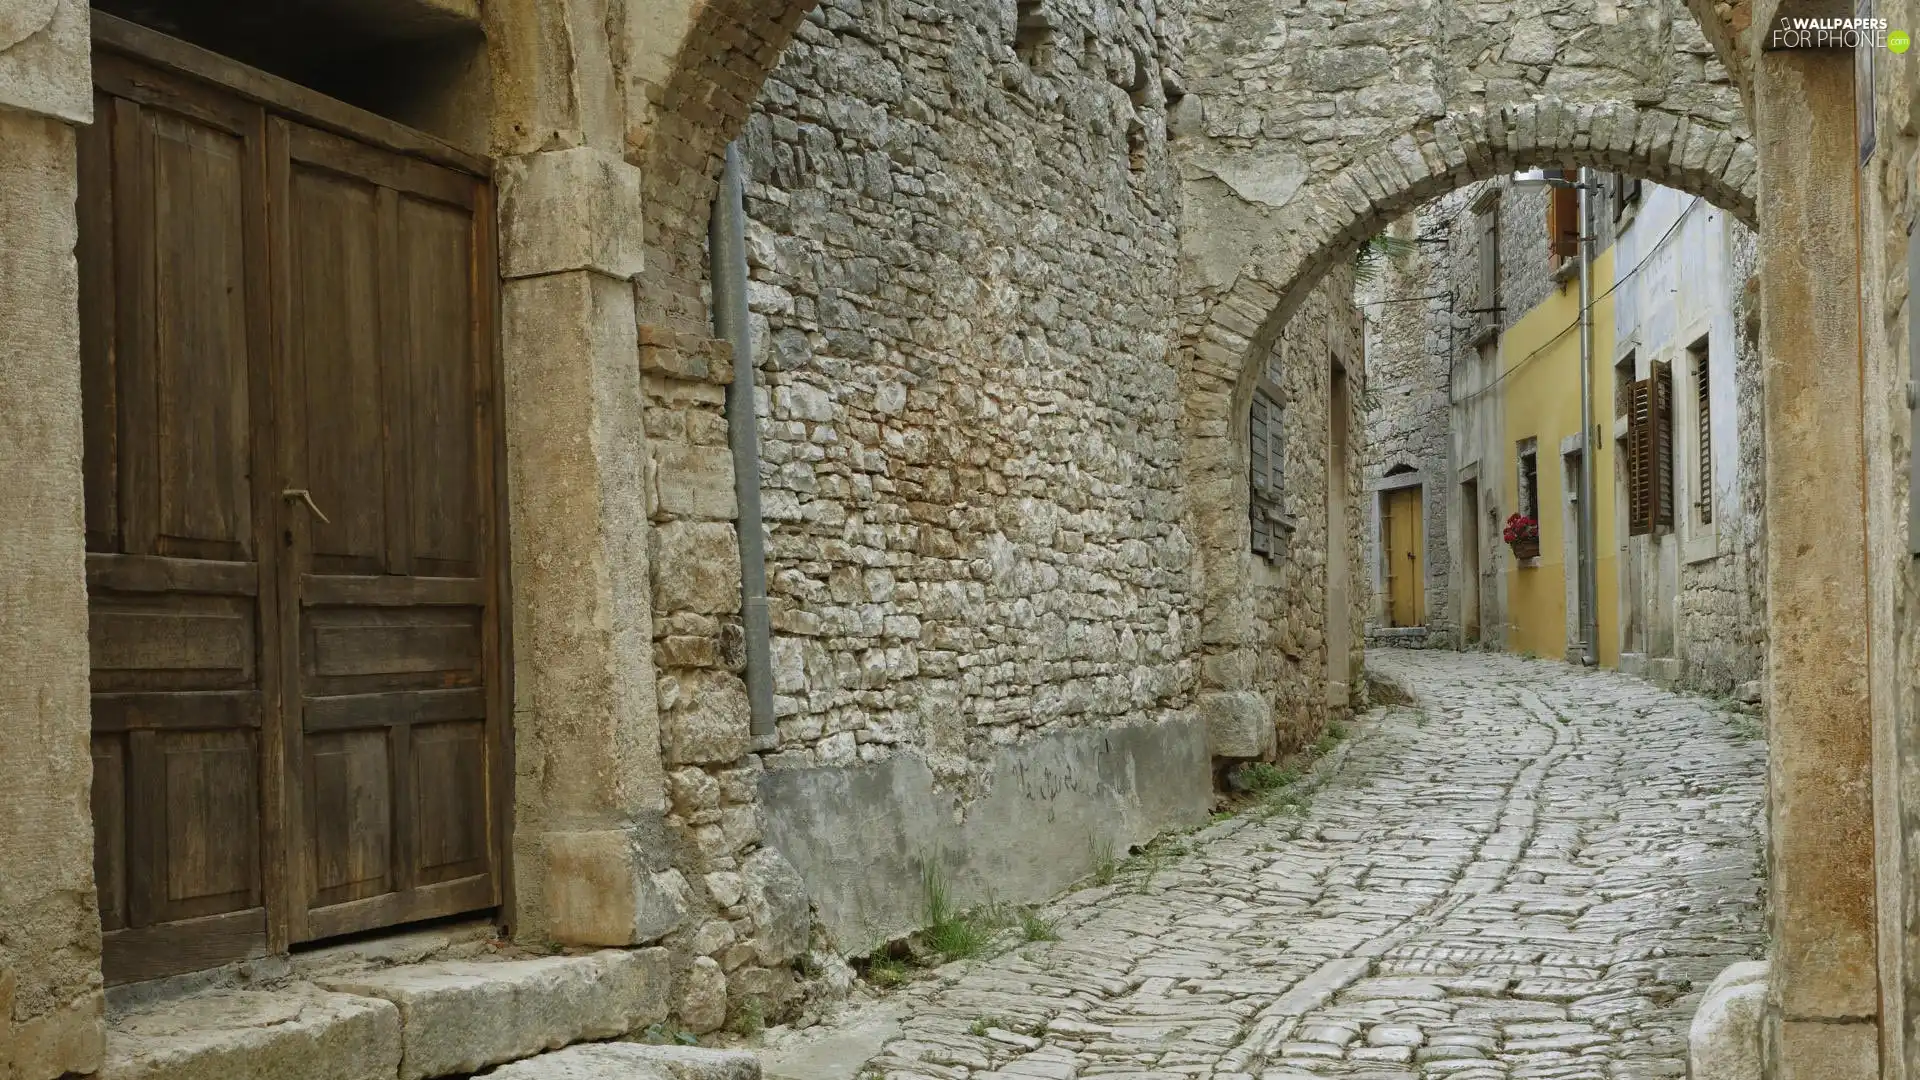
left=712, top=142, right=777, bottom=744
left=1576, top=167, right=1601, bottom=667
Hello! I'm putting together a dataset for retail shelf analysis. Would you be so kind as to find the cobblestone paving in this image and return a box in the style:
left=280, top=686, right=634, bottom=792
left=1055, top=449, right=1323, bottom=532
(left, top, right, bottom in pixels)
left=839, top=651, right=1766, bottom=1080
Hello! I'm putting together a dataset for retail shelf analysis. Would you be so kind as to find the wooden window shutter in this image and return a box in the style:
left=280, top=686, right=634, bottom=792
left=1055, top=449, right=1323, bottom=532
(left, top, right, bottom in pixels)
left=1478, top=206, right=1500, bottom=329
left=1628, top=376, right=1655, bottom=536
left=1249, top=387, right=1279, bottom=556
left=1549, top=185, right=1580, bottom=259
left=1695, top=352, right=1713, bottom=524
left=1652, top=359, right=1676, bottom=531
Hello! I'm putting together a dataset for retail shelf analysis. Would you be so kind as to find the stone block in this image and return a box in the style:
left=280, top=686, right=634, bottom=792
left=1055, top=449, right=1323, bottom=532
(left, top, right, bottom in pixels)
left=319, top=950, right=671, bottom=1080
left=676, top=957, right=728, bottom=1034
left=1202, top=690, right=1273, bottom=760
left=1688, top=961, right=1766, bottom=1080
left=652, top=521, right=743, bottom=615
left=655, top=442, right=739, bottom=521
left=541, top=830, right=690, bottom=947
left=488, top=1043, right=758, bottom=1080
left=499, top=147, right=645, bottom=280
left=1774, top=1018, right=1877, bottom=1080
left=0, top=0, right=88, bottom=123
left=102, top=987, right=401, bottom=1080
left=662, top=670, right=752, bottom=765
left=740, top=847, right=812, bottom=965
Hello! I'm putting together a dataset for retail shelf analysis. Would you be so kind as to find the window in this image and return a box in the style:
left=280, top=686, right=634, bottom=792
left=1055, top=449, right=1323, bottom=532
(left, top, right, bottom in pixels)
left=1475, top=193, right=1501, bottom=336
left=1626, top=360, right=1676, bottom=536
left=1518, top=439, right=1540, bottom=520
left=1249, top=377, right=1286, bottom=557
left=1544, top=170, right=1579, bottom=262
left=1614, top=351, right=1637, bottom=418
left=1612, top=173, right=1642, bottom=221
left=1689, top=338, right=1713, bottom=526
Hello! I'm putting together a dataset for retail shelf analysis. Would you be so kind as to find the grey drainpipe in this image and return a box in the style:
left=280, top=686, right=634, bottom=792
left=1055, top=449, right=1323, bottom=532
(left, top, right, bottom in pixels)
left=711, top=142, right=777, bottom=746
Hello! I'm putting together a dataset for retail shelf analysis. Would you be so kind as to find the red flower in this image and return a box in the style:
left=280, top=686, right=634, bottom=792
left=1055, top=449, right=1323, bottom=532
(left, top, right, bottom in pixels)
left=1503, top=513, right=1539, bottom=544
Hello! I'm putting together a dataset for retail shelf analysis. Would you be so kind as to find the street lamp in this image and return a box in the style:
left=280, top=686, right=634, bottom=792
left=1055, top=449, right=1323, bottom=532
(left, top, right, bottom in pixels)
left=1510, top=168, right=1604, bottom=191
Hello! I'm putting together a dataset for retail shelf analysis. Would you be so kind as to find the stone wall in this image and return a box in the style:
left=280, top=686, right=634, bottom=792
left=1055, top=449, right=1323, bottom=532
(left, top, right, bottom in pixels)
left=1856, top=6, right=1920, bottom=1067
left=724, top=0, right=1216, bottom=959
left=1360, top=214, right=1454, bottom=647
left=1247, top=267, right=1367, bottom=747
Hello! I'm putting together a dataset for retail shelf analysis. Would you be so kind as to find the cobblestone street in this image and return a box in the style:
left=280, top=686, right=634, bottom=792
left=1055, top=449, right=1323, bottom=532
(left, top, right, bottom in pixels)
left=776, top=651, right=1767, bottom=1080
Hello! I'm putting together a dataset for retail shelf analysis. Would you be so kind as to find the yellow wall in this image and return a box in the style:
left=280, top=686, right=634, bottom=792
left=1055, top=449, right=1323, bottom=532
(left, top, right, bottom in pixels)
left=1499, top=249, right=1619, bottom=667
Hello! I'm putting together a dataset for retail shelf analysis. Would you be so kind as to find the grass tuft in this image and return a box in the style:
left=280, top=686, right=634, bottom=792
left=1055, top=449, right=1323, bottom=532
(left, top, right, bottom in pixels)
left=1090, top=836, right=1119, bottom=886
left=1018, top=908, right=1059, bottom=942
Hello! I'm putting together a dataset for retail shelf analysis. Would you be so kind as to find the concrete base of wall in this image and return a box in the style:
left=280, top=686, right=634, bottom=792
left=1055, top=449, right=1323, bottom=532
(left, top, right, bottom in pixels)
left=760, top=719, right=1212, bottom=957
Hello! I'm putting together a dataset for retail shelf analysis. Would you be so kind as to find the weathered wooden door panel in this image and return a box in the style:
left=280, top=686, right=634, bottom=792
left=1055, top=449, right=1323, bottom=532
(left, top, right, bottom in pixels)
left=1386, top=488, right=1425, bottom=628
left=82, top=27, right=505, bottom=982
left=272, top=117, right=501, bottom=944
left=78, top=57, right=281, bottom=985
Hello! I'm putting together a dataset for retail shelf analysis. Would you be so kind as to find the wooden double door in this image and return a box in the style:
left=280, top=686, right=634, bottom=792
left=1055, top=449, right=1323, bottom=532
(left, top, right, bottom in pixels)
left=1384, top=487, right=1426, bottom=629
left=79, top=25, right=507, bottom=984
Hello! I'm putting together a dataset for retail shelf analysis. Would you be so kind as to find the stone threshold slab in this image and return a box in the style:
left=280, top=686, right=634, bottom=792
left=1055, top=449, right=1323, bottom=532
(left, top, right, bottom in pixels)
left=485, top=1044, right=760, bottom=1080
left=103, top=948, right=671, bottom=1080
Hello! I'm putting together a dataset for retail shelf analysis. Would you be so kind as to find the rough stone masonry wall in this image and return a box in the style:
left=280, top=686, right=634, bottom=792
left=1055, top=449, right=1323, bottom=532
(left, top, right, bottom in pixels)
left=718, top=0, right=1218, bottom=960
left=1360, top=213, right=1455, bottom=647
left=1248, top=266, right=1367, bottom=746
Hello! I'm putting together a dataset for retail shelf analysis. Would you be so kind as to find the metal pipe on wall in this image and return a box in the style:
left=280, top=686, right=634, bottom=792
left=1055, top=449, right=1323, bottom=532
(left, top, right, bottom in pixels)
left=712, top=141, right=777, bottom=743
left=1575, top=167, right=1600, bottom=667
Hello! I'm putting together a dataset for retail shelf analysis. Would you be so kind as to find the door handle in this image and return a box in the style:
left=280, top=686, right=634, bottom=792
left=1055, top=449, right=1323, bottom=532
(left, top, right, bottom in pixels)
left=281, top=488, right=332, bottom=524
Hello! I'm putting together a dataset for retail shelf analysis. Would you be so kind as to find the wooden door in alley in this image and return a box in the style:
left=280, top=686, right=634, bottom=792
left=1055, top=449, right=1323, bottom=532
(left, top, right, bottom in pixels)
left=1385, top=487, right=1425, bottom=628
left=79, top=18, right=506, bottom=982
left=272, top=117, right=503, bottom=944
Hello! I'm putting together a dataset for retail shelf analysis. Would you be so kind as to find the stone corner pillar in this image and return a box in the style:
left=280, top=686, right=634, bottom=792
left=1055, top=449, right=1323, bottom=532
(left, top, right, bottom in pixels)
left=497, top=143, right=681, bottom=949
left=1751, top=38, right=1879, bottom=1080
left=0, top=2, right=105, bottom=1078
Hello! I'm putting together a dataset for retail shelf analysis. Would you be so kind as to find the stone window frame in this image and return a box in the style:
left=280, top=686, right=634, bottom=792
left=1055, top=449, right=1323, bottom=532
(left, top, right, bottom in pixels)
left=1516, top=436, right=1541, bottom=522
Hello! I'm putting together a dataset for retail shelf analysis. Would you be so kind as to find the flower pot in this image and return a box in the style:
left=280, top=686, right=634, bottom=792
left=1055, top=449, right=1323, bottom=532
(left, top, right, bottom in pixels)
left=1509, top=538, right=1541, bottom=561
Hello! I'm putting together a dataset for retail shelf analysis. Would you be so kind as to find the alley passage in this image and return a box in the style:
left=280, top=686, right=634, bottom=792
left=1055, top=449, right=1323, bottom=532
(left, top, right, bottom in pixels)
left=796, top=651, right=1766, bottom=1080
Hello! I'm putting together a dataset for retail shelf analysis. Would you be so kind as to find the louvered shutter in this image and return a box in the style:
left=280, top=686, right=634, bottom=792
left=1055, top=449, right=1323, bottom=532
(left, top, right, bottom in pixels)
left=1249, top=389, right=1276, bottom=556
left=1653, top=359, right=1675, bottom=531
left=1696, top=353, right=1713, bottom=524
left=1628, top=377, right=1655, bottom=536
left=1549, top=185, right=1580, bottom=259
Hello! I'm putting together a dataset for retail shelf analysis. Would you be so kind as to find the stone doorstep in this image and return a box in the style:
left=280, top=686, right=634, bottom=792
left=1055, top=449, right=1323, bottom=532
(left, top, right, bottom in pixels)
left=102, top=948, right=673, bottom=1080
left=485, top=1044, right=760, bottom=1080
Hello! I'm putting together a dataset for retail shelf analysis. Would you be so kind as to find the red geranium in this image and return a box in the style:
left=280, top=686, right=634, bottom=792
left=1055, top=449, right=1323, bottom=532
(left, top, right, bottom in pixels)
left=1503, top=513, right=1539, bottom=544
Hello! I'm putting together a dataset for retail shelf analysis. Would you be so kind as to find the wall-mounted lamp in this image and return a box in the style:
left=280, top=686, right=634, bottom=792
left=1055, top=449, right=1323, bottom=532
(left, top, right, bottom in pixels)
left=1510, top=168, right=1605, bottom=191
